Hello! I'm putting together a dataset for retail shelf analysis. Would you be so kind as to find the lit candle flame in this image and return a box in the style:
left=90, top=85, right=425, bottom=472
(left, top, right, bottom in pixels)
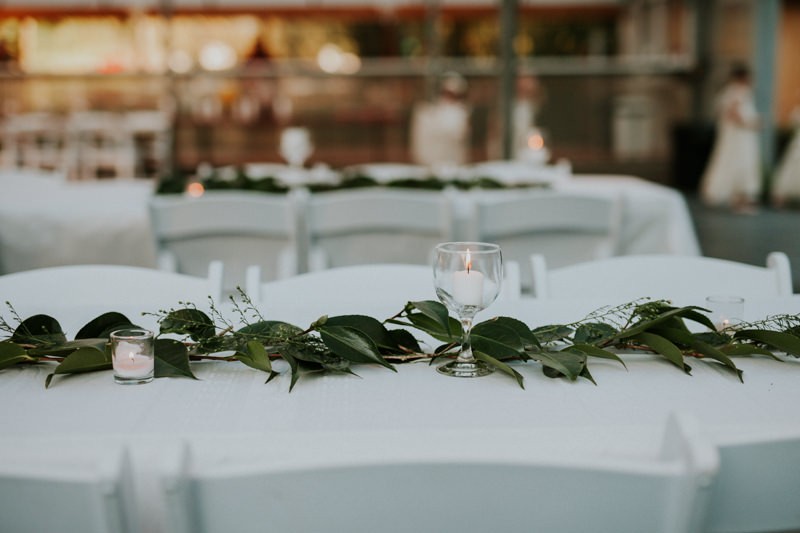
left=528, top=134, right=545, bottom=150
left=128, top=352, right=136, bottom=363
left=465, top=249, right=472, bottom=274
left=186, top=182, right=205, bottom=198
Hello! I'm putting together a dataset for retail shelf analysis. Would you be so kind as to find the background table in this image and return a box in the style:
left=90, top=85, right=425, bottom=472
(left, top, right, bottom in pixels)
left=0, top=171, right=157, bottom=274
left=0, top=172, right=699, bottom=275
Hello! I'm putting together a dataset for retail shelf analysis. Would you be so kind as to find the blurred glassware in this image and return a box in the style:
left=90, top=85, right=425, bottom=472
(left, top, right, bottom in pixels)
left=279, top=127, right=313, bottom=168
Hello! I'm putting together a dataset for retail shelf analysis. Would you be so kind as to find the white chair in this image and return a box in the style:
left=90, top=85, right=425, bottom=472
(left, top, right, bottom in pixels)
left=67, top=111, right=136, bottom=180
left=467, top=189, right=622, bottom=293
left=2, top=112, right=72, bottom=176
left=0, top=438, right=138, bottom=533
left=124, top=110, right=172, bottom=178
left=149, top=190, right=304, bottom=298
left=0, top=264, right=223, bottom=311
left=161, top=413, right=718, bottom=533
left=530, top=252, right=793, bottom=300
left=301, top=187, right=456, bottom=272
left=704, top=431, right=800, bottom=533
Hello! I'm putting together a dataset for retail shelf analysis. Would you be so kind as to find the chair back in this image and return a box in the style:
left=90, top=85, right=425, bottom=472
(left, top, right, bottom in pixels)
left=704, top=431, right=800, bottom=533
left=531, top=252, right=793, bottom=300
left=302, top=188, right=455, bottom=271
left=0, top=438, right=137, bottom=533
left=161, top=413, right=717, bottom=533
left=149, top=190, right=304, bottom=295
left=67, top=111, right=136, bottom=180
left=468, top=190, right=622, bottom=291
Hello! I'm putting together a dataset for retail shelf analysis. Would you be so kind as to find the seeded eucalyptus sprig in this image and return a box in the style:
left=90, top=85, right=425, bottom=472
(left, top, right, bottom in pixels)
left=1, top=298, right=799, bottom=391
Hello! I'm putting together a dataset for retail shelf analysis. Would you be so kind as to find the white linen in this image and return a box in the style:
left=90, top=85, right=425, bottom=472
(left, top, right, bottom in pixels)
left=0, top=171, right=157, bottom=274
left=557, top=175, right=701, bottom=256
left=1, top=294, right=799, bottom=532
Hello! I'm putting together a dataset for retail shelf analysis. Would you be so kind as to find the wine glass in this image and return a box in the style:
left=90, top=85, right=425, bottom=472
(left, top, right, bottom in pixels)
left=433, top=242, right=503, bottom=377
left=279, top=127, right=313, bottom=168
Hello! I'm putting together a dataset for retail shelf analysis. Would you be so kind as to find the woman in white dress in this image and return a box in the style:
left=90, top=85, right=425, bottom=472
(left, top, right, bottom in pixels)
left=771, top=106, right=800, bottom=206
left=700, top=65, right=762, bottom=211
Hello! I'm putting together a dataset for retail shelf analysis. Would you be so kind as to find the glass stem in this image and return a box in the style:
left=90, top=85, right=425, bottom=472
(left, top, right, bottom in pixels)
left=458, top=316, right=475, bottom=364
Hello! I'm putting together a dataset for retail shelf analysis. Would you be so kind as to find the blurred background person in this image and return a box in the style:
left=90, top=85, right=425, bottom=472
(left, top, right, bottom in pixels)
left=699, top=63, right=762, bottom=213
left=409, top=71, right=471, bottom=170
left=487, top=74, right=546, bottom=160
left=771, top=102, right=800, bottom=208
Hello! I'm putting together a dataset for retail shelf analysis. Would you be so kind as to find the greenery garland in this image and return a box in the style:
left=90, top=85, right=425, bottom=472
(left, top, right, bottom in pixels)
left=156, top=170, right=547, bottom=195
left=1, top=297, right=799, bottom=391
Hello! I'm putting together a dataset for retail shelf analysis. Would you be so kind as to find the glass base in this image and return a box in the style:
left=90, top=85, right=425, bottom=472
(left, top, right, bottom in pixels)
left=114, top=374, right=153, bottom=385
left=437, top=360, right=494, bottom=378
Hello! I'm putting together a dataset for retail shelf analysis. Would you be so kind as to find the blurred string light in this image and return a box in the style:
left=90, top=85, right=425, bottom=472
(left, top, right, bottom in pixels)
left=168, top=49, right=193, bottom=73
left=199, top=40, right=237, bottom=71
left=316, top=43, right=361, bottom=75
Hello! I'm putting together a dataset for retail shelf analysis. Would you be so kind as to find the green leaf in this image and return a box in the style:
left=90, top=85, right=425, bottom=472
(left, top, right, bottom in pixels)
left=531, top=350, right=585, bottom=381
left=474, top=351, right=524, bottom=389
left=45, top=347, right=111, bottom=388
left=279, top=348, right=300, bottom=392
left=532, top=324, right=573, bottom=343
left=614, top=306, right=711, bottom=343
left=324, top=315, right=397, bottom=351
left=734, top=330, right=800, bottom=357
left=693, top=331, right=733, bottom=347
left=471, top=321, right=526, bottom=361
left=649, top=326, right=696, bottom=348
left=318, top=325, right=395, bottom=371
left=386, top=329, right=422, bottom=354
left=675, top=308, right=717, bottom=331
left=11, top=314, right=66, bottom=346
left=28, top=338, right=108, bottom=358
left=154, top=339, right=197, bottom=379
left=159, top=309, right=215, bottom=341
left=573, top=323, right=617, bottom=345
left=570, top=343, right=627, bottom=369
left=481, top=316, right=541, bottom=348
left=235, top=340, right=272, bottom=373
left=634, top=332, right=691, bottom=374
left=390, top=313, right=459, bottom=343
left=0, top=341, right=35, bottom=370
left=408, top=300, right=454, bottom=336
left=689, top=339, right=743, bottom=382
left=75, top=312, right=136, bottom=340
left=721, top=343, right=779, bottom=359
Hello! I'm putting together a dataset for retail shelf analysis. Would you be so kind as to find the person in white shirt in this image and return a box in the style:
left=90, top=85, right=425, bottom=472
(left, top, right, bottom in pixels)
left=699, top=64, right=762, bottom=213
left=409, top=72, right=471, bottom=170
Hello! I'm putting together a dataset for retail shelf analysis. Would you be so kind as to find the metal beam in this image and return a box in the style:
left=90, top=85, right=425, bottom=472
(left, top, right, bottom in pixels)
left=752, top=0, right=780, bottom=168
left=499, top=0, right=518, bottom=160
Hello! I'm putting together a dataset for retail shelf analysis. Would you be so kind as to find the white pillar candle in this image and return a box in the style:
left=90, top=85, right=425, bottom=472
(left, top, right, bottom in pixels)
left=452, top=250, right=484, bottom=306
left=113, top=341, right=155, bottom=379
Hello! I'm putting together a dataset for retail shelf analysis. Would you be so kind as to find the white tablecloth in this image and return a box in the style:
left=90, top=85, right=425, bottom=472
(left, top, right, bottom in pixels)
left=0, top=171, right=158, bottom=274
left=0, top=294, right=798, bottom=532
left=0, top=172, right=699, bottom=276
left=556, top=175, right=701, bottom=256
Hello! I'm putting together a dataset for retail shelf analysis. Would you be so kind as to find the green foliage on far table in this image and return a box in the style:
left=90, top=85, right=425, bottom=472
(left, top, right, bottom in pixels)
left=1, top=298, right=799, bottom=391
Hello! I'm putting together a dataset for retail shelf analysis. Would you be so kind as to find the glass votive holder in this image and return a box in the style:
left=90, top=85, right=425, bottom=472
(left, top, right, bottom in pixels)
left=705, top=295, right=745, bottom=331
left=110, top=328, right=155, bottom=385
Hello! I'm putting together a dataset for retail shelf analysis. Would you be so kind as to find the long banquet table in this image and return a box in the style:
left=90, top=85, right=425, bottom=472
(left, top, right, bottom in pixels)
left=1, top=292, right=798, bottom=532
left=0, top=171, right=700, bottom=275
